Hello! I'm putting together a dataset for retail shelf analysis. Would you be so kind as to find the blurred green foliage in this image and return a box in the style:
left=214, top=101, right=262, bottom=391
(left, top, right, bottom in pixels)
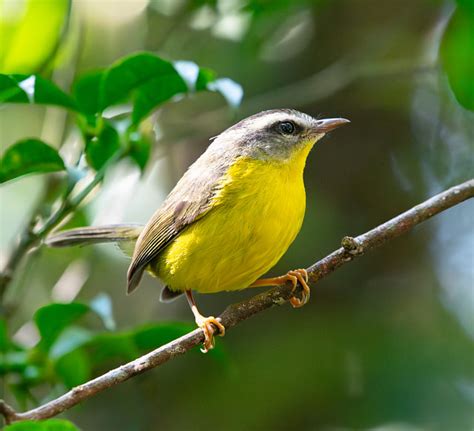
left=0, top=74, right=77, bottom=108
left=0, top=139, right=65, bottom=184
left=440, top=2, right=474, bottom=110
left=0, top=51, right=240, bottom=183
left=0, top=0, right=473, bottom=430
left=4, top=418, right=79, bottom=430
left=0, top=0, right=70, bottom=73
left=0, top=293, right=224, bottom=424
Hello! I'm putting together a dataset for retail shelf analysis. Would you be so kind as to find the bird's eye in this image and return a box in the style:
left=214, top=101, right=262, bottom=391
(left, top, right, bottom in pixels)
left=278, top=121, right=296, bottom=135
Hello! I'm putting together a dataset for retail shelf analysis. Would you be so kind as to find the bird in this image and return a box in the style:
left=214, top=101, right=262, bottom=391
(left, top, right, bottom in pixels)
left=47, top=109, right=349, bottom=352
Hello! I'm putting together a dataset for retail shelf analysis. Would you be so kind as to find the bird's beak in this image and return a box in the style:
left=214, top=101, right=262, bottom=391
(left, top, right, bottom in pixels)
left=313, top=118, right=350, bottom=134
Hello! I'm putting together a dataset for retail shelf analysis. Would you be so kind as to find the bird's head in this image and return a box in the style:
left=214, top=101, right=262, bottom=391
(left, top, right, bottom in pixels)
left=214, top=109, right=350, bottom=161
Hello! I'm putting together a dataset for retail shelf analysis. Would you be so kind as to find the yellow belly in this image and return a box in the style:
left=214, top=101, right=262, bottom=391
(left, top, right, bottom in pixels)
left=151, top=144, right=313, bottom=294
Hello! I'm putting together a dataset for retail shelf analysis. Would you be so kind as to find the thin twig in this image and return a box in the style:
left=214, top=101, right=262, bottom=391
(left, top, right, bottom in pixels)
left=1, top=179, right=472, bottom=424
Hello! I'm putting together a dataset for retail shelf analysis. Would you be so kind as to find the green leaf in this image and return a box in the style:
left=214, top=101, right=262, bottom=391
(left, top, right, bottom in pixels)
left=71, top=53, right=189, bottom=120
left=69, top=53, right=242, bottom=123
left=0, top=74, right=77, bottom=110
left=88, top=332, right=138, bottom=364
left=440, top=6, right=474, bottom=111
left=55, top=348, right=91, bottom=388
left=128, top=131, right=151, bottom=172
left=0, top=318, right=8, bottom=352
left=455, top=0, right=474, bottom=13
left=34, top=303, right=89, bottom=352
left=34, top=298, right=116, bottom=355
left=0, top=139, right=66, bottom=184
left=4, top=419, right=80, bottom=431
left=195, top=67, right=217, bottom=91
left=0, top=75, right=28, bottom=102
left=85, top=123, right=120, bottom=170
left=102, top=52, right=187, bottom=109
left=0, top=0, right=70, bottom=74
left=72, top=69, right=105, bottom=116
left=132, top=73, right=188, bottom=123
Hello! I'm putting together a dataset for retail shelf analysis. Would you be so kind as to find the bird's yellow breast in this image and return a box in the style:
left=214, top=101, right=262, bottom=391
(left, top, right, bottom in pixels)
left=152, top=142, right=314, bottom=294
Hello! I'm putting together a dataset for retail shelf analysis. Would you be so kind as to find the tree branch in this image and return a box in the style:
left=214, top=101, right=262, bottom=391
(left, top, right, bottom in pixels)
left=1, top=179, right=473, bottom=424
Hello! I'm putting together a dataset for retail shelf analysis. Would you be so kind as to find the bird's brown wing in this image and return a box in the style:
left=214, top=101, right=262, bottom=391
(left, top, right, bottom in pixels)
left=127, top=198, right=214, bottom=294
left=126, top=153, right=231, bottom=294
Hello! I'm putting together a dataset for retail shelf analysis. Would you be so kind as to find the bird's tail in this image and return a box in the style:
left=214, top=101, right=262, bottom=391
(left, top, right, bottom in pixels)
left=46, top=224, right=143, bottom=256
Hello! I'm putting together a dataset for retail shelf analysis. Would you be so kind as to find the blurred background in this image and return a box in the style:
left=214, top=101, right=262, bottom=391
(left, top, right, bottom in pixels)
left=1, top=0, right=473, bottom=430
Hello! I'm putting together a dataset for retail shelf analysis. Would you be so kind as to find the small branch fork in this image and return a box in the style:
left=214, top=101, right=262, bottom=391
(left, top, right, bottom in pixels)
left=1, top=179, right=473, bottom=424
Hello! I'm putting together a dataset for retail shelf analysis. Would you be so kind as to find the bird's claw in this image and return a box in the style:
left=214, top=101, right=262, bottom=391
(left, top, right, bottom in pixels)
left=195, top=315, right=225, bottom=353
left=287, top=269, right=310, bottom=308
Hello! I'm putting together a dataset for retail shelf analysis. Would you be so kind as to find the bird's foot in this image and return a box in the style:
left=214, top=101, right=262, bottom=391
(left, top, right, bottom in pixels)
left=250, top=268, right=311, bottom=308
left=195, top=315, right=225, bottom=353
left=286, top=268, right=310, bottom=308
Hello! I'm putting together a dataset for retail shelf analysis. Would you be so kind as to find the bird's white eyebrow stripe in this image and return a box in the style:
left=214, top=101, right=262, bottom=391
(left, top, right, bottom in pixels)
left=245, top=113, right=299, bottom=129
left=233, top=111, right=314, bottom=133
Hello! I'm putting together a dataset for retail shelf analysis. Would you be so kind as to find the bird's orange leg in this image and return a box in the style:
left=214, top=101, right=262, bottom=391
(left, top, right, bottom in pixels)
left=185, top=290, right=225, bottom=353
left=250, top=268, right=310, bottom=308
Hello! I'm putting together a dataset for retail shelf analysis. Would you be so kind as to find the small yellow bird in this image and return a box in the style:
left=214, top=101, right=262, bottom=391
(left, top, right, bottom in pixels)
left=48, top=109, right=349, bottom=352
